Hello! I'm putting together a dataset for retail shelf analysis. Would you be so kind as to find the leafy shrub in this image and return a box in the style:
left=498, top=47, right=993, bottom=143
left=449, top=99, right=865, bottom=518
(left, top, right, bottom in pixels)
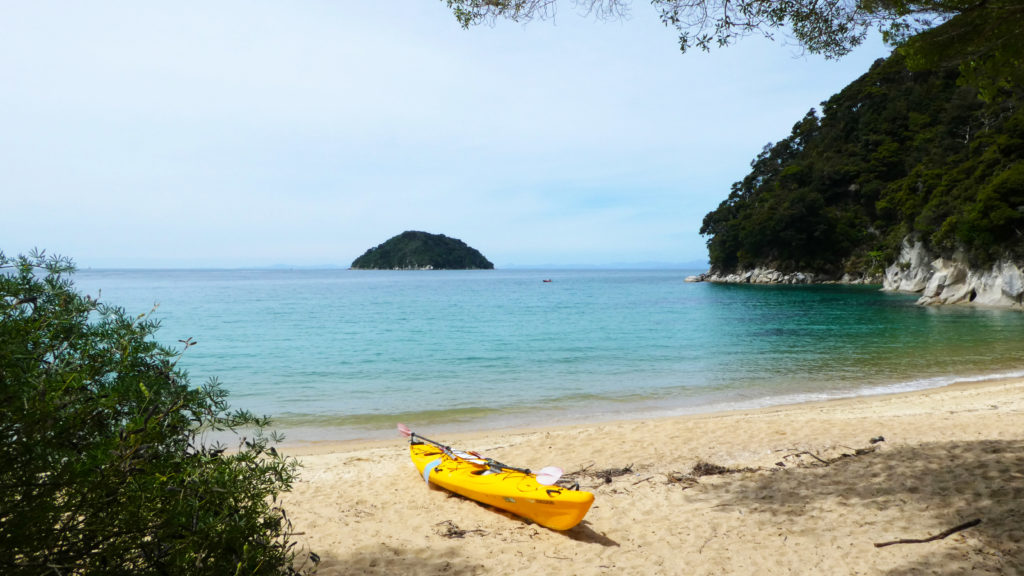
left=0, top=250, right=315, bottom=575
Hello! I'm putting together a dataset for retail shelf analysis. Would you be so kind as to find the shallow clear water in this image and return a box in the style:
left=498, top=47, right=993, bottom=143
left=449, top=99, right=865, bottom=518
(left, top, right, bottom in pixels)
left=75, top=269, right=1024, bottom=442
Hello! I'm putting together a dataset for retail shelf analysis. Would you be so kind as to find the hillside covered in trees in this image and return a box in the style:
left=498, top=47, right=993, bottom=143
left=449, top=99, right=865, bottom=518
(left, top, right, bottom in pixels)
left=351, top=231, right=494, bottom=270
left=700, top=13, right=1024, bottom=278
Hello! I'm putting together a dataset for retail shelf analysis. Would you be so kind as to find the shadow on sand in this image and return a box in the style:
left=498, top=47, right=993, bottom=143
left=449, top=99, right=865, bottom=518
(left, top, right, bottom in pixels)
left=311, top=500, right=617, bottom=574
left=708, top=439, right=1024, bottom=575
left=311, top=547, right=483, bottom=576
left=310, top=519, right=617, bottom=575
left=564, top=521, right=619, bottom=547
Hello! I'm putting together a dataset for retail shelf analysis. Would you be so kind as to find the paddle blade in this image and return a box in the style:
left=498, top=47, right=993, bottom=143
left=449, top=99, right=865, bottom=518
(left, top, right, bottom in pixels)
left=535, top=466, right=563, bottom=486
left=397, top=423, right=412, bottom=438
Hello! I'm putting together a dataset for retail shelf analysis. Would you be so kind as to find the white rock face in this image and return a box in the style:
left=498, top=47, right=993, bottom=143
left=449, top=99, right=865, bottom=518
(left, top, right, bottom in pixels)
left=1002, top=261, right=1024, bottom=299
left=700, top=267, right=880, bottom=285
left=704, top=267, right=819, bottom=284
left=882, top=237, right=1024, bottom=309
left=692, top=235, right=1022, bottom=309
left=883, top=239, right=934, bottom=293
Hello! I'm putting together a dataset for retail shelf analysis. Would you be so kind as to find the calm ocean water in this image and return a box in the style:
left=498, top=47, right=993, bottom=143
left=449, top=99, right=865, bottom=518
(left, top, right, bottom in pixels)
left=75, top=268, right=1024, bottom=442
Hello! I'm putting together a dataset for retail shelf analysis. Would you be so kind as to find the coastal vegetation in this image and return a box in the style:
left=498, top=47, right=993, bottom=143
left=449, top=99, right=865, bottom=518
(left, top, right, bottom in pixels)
left=443, top=1, right=1022, bottom=71
left=351, top=231, right=494, bottom=270
left=0, top=251, right=313, bottom=575
left=700, top=9, right=1024, bottom=277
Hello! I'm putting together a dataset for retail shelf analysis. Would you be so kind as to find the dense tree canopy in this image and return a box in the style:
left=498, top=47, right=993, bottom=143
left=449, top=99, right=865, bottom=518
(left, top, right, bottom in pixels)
left=351, top=231, right=495, bottom=270
left=447, top=2, right=1013, bottom=54
left=0, top=251, right=314, bottom=575
left=699, top=36, right=1024, bottom=276
left=443, top=1, right=1023, bottom=87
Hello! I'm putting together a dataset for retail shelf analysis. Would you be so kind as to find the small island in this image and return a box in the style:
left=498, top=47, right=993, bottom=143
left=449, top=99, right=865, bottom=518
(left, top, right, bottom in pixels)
left=350, top=231, right=494, bottom=270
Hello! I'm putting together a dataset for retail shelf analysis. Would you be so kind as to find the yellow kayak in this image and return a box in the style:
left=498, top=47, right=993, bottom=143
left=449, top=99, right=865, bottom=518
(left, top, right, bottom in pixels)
left=408, top=441, right=594, bottom=531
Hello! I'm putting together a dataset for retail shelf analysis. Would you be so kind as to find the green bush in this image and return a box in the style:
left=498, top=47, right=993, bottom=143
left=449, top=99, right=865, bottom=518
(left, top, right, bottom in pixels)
left=0, top=250, right=315, bottom=575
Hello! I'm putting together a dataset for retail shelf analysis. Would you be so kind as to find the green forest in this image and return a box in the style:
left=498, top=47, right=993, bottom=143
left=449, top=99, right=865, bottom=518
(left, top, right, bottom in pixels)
left=700, top=9, right=1024, bottom=277
left=351, top=231, right=494, bottom=270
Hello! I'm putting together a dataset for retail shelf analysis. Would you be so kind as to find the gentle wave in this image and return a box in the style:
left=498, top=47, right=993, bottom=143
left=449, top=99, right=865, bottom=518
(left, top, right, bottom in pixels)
left=658, top=369, right=1024, bottom=417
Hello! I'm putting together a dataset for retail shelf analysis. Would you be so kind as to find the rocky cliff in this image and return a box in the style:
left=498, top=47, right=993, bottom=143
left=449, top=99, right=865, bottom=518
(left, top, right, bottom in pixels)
left=697, top=21, right=1024, bottom=293
left=883, top=239, right=1024, bottom=308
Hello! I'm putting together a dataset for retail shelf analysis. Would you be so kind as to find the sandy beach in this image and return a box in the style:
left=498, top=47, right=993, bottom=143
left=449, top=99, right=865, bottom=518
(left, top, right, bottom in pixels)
left=283, top=378, right=1024, bottom=575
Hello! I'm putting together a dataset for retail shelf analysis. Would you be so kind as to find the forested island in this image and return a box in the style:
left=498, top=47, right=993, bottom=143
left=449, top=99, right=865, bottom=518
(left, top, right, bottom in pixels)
left=695, top=6, right=1024, bottom=307
left=350, top=231, right=494, bottom=270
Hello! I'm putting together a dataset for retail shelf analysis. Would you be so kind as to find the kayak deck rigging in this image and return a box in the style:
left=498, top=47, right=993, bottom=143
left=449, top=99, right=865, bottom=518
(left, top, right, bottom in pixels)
left=408, top=440, right=594, bottom=531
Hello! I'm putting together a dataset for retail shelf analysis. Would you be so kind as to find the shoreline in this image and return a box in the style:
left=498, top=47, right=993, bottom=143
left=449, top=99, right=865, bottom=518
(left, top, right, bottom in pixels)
left=280, top=374, right=1021, bottom=455
left=271, top=367, right=1024, bottom=449
left=282, top=377, right=1024, bottom=574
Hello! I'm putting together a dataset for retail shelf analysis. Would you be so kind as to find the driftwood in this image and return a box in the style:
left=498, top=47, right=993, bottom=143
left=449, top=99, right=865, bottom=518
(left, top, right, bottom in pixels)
left=873, top=518, right=981, bottom=548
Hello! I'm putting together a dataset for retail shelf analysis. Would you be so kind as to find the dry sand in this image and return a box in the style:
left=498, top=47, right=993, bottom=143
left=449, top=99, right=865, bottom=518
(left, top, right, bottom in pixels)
left=283, top=378, right=1024, bottom=575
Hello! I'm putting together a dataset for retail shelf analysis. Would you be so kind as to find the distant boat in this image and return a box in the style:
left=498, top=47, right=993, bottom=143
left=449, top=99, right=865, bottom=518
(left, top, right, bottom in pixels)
left=543, top=279, right=552, bottom=283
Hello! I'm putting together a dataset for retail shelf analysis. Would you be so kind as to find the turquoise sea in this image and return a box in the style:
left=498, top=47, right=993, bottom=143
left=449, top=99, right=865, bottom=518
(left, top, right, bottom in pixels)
left=76, top=269, right=1024, bottom=443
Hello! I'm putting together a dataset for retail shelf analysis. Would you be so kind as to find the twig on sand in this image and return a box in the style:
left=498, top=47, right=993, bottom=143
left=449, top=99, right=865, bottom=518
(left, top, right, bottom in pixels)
left=691, top=460, right=758, bottom=477
left=783, top=444, right=878, bottom=467
left=555, top=463, right=593, bottom=487
left=797, top=451, right=832, bottom=465
left=558, top=463, right=635, bottom=488
left=699, top=537, right=713, bottom=554
left=435, top=520, right=488, bottom=539
left=597, top=464, right=634, bottom=483
left=874, top=518, right=982, bottom=548
left=666, top=472, right=700, bottom=489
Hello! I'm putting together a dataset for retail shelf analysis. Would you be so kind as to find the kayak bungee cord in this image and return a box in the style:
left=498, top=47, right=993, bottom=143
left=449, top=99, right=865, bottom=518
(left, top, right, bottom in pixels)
left=398, top=423, right=595, bottom=530
left=397, top=423, right=563, bottom=485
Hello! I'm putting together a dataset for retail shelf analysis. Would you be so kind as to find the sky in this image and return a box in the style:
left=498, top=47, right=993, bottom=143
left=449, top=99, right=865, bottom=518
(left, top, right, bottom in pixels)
left=1, top=1, right=893, bottom=269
